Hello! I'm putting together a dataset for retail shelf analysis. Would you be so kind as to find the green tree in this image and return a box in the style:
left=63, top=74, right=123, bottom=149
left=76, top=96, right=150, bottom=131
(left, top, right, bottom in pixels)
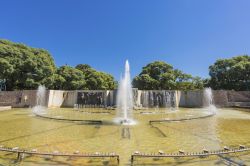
left=0, top=39, right=117, bottom=90
left=208, top=55, right=250, bottom=90
left=54, top=66, right=86, bottom=90
left=133, top=61, right=204, bottom=90
left=133, top=74, right=159, bottom=90
left=0, top=39, right=56, bottom=90
left=51, top=74, right=65, bottom=90
left=0, top=58, right=14, bottom=79
left=76, top=64, right=116, bottom=90
left=56, top=66, right=86, bottom=90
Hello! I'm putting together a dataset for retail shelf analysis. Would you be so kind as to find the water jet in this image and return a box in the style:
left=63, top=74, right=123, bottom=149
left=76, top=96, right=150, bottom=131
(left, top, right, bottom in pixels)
left=115, top=60, right=135, bottom=125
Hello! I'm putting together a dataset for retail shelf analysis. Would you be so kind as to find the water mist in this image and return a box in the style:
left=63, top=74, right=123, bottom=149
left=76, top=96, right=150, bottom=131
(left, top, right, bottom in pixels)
left=115, top=60, right=135, bottom=125
left=32, top=85, right=47, bottom=114
left=203, top=87, right=217, bottom=113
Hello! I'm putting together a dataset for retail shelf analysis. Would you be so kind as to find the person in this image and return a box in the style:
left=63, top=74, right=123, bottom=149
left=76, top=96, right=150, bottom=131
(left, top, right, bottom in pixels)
left=0, top=79, right=6, bottom=91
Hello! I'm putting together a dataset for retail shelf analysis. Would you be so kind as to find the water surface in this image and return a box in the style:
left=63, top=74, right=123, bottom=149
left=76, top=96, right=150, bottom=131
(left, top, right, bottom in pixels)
left=0, top=108, right=249, bottom=165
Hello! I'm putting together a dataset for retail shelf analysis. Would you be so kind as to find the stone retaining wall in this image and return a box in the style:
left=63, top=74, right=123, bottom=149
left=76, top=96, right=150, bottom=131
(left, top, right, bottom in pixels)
left=0, top=89, right=249, bottom=108
left=179, top=91, right=203, bottom=107
left=0, top=90, right=39, bottom=107
left=178, top=90, right=250, bottom=107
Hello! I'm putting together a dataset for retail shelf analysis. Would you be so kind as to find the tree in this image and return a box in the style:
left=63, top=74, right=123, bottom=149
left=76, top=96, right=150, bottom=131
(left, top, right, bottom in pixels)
left=208, top=55, right=250, bottom=90
left=51, top=74, right=66, bottom=90
left=133, top=61, right=204, bottom=90
left=56, top=66, right=86, bottom=90
left=0, top=39, right=56, bottom=90
left=0, top=39, right=116, bottom=90
left=76, top=64, right=116, bottom=90
left=75, top=64, right=93, bottom=74
left=0, top=58, right=14, bottom=79
left=133, top=74, right=159, bottom=90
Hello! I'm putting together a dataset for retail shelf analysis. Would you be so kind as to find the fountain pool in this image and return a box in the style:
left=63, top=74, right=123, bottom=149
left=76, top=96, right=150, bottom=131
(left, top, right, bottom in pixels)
left=0, top=107, right=250, bottom=165
left=1, top=62, right=249, bottom=165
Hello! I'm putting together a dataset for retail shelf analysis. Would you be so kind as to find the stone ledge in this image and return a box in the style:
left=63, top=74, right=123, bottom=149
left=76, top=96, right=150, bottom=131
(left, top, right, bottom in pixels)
left=229, top=102, right=250, bottom=107
left=0, top=106, right=12, bottom=111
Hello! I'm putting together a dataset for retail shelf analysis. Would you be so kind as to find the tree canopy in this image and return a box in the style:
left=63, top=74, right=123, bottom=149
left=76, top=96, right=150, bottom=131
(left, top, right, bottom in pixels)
left=76, top=64, right=116, bottom=90
left=2, top=39, right=250, bottom=91
left=54, top=66, right=86, bottom=90
left=0, top=39, right=116, bottom=90
left=0, top=39, right=56, bottom=90
left=207, top=55, right=250, bottom=90
left=132, top=61, right=204, bottom=90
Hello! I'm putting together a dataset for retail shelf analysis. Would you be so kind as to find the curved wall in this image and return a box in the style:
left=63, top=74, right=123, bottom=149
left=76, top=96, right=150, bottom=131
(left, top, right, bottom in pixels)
left=0, top=90, right=249, bottom=108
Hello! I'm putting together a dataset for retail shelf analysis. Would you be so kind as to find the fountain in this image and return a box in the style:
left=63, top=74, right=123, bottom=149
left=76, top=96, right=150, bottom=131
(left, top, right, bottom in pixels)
left=115, top=60, right=135, bottom=125
left=203, top=87, right=217, bottom=113
left=32, top=85, right=47, bottom=114
left=142, top=91, right=149, bottom=108
left=141, top=91, right=174, bottom=109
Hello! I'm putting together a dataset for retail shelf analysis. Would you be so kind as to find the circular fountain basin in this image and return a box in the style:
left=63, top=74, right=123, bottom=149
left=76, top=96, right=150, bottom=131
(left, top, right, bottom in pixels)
left=0, top=107, right=250, bottom=165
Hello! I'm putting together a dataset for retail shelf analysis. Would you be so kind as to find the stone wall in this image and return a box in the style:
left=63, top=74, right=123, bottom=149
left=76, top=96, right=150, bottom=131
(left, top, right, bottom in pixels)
left=212, top=90, right=228, bottom=107
left=0, top=91, right=22, bottom=106
left=136, top=90, right=177, bottom=108
left=62, top=91, right=77, bottom=107
left=179, top=91, right=203, bottom=107
left=226, top=91, right=250, bottom=107
left=48, top=90, right=65, bottom=108
left=0, top=90, right=43, bottom=108
left=0, top=89, right=250, bottom=108
left=178, top=90, right=250, bottom=108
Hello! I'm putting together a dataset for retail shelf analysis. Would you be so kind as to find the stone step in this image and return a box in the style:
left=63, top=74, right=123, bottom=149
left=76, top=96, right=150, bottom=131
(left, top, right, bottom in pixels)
left=0, top=106, right=12, bottom=111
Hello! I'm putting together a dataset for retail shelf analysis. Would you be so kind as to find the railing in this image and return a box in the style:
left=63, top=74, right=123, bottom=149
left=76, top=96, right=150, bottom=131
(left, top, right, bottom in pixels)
left=131, top=146, right=250, bottom=165
left=0, top=146, right=119, bottom=165
left=1, top=145, right=249, bottom=165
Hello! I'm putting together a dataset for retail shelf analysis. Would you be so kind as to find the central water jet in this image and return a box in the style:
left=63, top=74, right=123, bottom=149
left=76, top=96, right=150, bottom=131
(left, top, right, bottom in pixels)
left=115, top=60, right=135, bottom=125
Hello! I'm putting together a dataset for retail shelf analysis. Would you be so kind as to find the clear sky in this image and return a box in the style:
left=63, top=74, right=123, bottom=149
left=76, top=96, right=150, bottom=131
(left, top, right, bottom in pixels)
left=1, top=0, right=250, bottom=80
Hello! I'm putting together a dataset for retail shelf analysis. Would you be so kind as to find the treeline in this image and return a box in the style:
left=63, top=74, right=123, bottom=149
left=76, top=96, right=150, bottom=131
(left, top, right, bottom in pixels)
left=0, top=39, right=249, bottom=91
left=206, top=55, right=250, bottom=90
left=0, top=39, right=116, bottom=90
left=133, top=61, right=203, bottom=90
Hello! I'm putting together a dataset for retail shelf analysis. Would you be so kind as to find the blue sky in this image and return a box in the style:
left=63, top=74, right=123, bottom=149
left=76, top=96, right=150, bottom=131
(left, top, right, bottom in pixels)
left=1, top=0, right=250, bottom=80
